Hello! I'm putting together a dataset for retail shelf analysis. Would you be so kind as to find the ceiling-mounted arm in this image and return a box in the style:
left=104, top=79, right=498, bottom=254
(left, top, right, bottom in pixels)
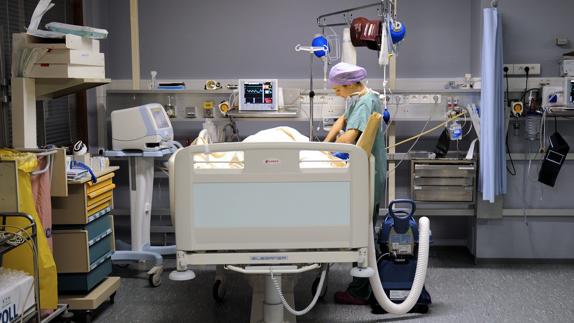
left=317, top=1, right=383, bottom=28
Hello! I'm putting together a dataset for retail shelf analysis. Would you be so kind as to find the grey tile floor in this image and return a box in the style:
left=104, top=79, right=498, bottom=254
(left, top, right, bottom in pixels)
left=66, top=247, right=574, bottom=323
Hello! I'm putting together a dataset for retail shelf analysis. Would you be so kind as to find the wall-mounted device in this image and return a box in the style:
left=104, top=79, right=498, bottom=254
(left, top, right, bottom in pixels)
left=511, top=101, right=524, bottom=117
left=542, top=85, right=564, bottom=108
left=566, top=77, right=574, bottom=106
left=111, top=103, right=174, bottom=151
left=239, top=79, right=278, bottom=111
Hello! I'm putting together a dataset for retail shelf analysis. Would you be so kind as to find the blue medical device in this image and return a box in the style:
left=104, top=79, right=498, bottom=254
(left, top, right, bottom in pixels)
left=311, top=34, right=329, bottom=58
left=389, top=20, right=406, bottom=44
left=372, top=199, right=431, bottom=314
left=383, top=107, right=391, bottom=124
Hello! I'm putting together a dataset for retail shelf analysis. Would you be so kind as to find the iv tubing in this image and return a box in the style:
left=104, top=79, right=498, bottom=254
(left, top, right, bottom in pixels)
left=386, top=112, right=465, bottom=149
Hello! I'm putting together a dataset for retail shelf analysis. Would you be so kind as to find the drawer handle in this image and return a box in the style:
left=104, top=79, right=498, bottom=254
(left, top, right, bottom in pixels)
left=458, top=167, right=475, bottom=170
left=87, top=184, right=116, bottom=199
left=88, top=228, right=113, bottom=246
left=87, top=172, right=115, bottom=186
left=87, top=193, right=113, bottom=209
left=87, top=205, right=113, bottom=223
left=89, top=250, right=114, bottom=271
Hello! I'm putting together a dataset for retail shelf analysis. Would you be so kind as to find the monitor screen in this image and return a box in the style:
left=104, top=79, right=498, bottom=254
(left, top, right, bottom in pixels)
left=150, top=107, right=170, bottom=129
left=239, top=80, right=278, bottom=111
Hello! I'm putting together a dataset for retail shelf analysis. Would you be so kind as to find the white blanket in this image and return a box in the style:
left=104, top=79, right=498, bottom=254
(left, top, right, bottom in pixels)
left=192, top=127, right=346, bottom=169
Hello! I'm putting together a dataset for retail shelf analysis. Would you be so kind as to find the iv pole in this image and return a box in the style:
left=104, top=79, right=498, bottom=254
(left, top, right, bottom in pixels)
left=295, top=44, right=328, bottom=141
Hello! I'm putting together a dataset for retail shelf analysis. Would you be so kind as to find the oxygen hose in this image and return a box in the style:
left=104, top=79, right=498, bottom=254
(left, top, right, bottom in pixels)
left=369, top=216, right=430, bottom=314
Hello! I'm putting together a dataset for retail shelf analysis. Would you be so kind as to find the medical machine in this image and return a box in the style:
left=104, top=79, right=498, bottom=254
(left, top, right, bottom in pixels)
left=168, top=142, right=430, bottom=323
left=239, top=79, right=278, bottom=111
left=111, top=103, right=174, bottom=151
left=373, top=199, right=431, bottom=314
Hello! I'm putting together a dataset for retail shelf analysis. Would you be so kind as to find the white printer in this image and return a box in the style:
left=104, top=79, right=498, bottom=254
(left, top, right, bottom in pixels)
left=111, top=103, right=174, bottom=151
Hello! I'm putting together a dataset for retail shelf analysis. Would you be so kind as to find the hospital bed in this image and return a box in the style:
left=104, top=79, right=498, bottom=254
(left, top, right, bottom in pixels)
left=168, top=119, right=430, bottom=322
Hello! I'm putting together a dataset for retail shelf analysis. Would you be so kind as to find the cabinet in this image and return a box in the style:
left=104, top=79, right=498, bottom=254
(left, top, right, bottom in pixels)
left=51, top=168, right=120, bottom=295
left=411, top=160, right=476, bottom=204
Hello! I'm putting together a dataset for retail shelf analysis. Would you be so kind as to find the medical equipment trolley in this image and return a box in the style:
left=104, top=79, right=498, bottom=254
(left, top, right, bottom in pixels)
left=51, top=167, right=120, bottom=323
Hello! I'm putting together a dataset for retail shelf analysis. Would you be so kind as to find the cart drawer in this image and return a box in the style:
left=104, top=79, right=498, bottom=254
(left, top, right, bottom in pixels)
left=58, top=256, right=112, bottom=294
left=86, top=173, right=115, bottom=193
left=52, top=171, right=116, bottom=225
left=413, top=186, right=474, bottom=202
left=414, top=164, right=475, bottom=178
left=86, top=214, right=113, bottom=243
left=414, top=177, right=473, bottom=186
left=53, top=229, right=113, bottom=273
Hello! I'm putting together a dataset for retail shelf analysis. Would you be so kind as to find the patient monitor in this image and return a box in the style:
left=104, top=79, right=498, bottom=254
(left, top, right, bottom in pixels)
left=239, top=79, right=278, bottom=111
left=111, top=103, right=174, bottom=151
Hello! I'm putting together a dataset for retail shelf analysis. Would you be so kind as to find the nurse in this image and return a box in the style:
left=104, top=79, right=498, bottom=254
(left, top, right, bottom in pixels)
left=324, top=62, right=387, bottom=305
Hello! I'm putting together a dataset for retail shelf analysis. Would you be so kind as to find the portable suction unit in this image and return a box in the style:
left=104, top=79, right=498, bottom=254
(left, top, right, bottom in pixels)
left=372, top=199, right=432, bottom=314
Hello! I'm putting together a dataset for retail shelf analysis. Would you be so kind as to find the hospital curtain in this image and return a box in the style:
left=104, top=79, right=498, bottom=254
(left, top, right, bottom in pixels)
left=479, top=8, right=506, bottom=202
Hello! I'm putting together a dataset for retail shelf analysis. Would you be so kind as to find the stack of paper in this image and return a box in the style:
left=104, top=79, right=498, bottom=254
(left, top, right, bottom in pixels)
left=66, top=168, right=87, bottom=181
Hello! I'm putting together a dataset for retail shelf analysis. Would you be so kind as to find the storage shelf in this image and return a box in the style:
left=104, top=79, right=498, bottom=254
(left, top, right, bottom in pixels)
left=389, top=89, right=481, bottom=94
left=36, top=78, right=110, bottom=99
left=107, top=89, right=234, bottom=95
left=109, top=88, right=480, bottom=96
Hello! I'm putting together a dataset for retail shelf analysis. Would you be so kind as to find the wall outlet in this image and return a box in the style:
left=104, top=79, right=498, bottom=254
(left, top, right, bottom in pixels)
left=503, top=64, right=515, bottom=74
left=514, top=64, right=541, bottom=75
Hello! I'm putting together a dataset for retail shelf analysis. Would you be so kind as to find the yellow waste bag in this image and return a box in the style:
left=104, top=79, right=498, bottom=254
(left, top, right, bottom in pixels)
left=0, top=149, right=58, bottom=310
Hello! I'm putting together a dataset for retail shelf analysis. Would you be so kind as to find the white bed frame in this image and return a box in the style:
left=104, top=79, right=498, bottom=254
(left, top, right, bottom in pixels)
left=168, top=142, right=374, bottom=322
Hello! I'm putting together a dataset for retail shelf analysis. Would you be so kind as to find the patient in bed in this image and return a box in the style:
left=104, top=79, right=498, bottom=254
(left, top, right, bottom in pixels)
left=191, top=126, right=347, bottom=168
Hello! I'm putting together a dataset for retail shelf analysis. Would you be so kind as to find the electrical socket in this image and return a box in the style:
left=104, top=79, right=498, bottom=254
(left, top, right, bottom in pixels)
left=503, top=64, right=515, bottom=74
left=514, top=64, right=541, bottom=75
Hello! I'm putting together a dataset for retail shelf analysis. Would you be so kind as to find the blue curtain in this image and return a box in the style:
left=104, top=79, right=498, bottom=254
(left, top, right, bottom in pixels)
left=480, top=8, right=506, bottom=202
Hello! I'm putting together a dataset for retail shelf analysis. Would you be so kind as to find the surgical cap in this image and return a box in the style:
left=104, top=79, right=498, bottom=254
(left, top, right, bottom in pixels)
left=328, top=62, right=367, bottom=87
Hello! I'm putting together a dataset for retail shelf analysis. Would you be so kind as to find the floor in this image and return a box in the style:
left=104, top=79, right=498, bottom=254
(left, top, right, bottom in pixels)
left=64, top=247, right=574, bottom=323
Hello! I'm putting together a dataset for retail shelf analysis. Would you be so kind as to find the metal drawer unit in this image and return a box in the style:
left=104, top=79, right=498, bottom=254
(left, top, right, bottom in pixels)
left=411, top=160, right=476, bottom=203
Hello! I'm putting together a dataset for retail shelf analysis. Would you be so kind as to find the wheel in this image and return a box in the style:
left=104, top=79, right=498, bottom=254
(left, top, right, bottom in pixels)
left=311, top=276, right=328, bottom=299
left=110, top=292, right=116, bottom=304
left=84, top=311, right=92, bottom=323
left=61, top=310, right=74, bottom=319
left=411, top=304, right=429, bottom=314
left=212, top=279, right=226, bottom=302
left=149, top=273, right=162, bottom=287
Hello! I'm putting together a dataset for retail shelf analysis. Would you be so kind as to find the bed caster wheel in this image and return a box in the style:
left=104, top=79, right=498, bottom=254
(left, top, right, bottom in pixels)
left=110, top=292, right=116, bottom=304
left=149, top=272, right=162, bottom=287
left=311, top=277, right=328, bottom=299
left=147, top=265, right=163, bottom=287
left=84, top=311, right=93, bottom=323
left=212, top=279, right=226, bottom=302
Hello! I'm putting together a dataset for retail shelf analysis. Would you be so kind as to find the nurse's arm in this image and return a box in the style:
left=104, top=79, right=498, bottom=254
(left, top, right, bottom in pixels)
left=323, top=115, right=346, bottom=142
left=335, top=129, right=360, bottom=144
